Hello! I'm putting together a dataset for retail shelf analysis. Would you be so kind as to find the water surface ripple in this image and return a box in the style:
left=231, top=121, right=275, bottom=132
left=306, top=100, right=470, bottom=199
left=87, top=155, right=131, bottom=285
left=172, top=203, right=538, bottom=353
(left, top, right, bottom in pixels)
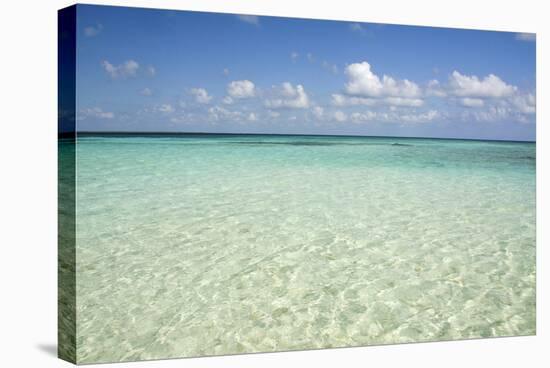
left=72, top=135, right=536, bottom=363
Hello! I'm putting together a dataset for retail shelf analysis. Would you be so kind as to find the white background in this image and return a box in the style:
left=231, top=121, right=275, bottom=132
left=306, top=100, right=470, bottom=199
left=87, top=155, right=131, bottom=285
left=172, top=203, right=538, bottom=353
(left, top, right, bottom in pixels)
left=0, top=0, right=546, bottom=366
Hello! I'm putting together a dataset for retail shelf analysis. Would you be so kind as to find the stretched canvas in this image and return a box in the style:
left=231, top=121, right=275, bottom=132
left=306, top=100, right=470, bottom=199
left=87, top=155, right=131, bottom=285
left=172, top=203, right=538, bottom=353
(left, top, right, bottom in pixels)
left=58, top=4, right=536, bottom=364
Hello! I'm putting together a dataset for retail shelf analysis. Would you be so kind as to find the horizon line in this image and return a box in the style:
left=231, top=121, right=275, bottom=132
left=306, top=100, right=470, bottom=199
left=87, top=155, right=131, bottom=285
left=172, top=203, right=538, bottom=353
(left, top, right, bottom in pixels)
left=63, top=131, right=536, bottom=143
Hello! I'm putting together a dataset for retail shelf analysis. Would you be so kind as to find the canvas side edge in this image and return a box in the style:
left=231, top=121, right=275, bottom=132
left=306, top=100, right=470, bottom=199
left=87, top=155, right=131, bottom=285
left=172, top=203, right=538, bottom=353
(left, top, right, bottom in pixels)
left=58, top=4, right=77, bottom=364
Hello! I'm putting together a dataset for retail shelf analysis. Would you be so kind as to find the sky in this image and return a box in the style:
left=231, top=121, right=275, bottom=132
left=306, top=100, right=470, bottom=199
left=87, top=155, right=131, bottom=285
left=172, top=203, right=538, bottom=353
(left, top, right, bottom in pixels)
left=74, top=4, right=536, bottom=141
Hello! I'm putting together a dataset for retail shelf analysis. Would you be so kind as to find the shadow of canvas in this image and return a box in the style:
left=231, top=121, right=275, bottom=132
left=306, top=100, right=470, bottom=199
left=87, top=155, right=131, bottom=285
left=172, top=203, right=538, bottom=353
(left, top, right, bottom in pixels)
left=37, top=344, right=57, bottom=357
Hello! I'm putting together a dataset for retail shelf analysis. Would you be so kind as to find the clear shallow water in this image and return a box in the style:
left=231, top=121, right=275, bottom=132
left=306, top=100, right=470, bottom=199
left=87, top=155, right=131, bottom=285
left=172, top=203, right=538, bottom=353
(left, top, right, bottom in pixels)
left=72, top=134, right=536, bottom=363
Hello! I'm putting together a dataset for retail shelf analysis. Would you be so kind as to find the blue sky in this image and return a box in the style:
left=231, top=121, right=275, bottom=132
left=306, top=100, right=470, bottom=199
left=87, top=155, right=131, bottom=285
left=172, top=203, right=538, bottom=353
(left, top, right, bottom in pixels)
left=75, top=4, right=536, bottom=140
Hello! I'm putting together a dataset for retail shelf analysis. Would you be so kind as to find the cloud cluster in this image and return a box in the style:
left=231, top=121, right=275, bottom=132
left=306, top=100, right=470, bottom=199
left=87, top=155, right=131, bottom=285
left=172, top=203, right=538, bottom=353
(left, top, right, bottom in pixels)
left=349, top=110, right=439, bottom=124
left=349, top=23, right=366, bottom=35
left=208, top=106, right=258, bottom=123
left=84, top=24, right=103, bottom=37
left=462, top=105, right=529, bottom=123
left=509, top=93, right=536, bottom=114
left=157, top=104, right=174, bottom=113
left=312, top=106, right=324, bottom=119
left=101, top=60, right=140, bottom=79
left=322, top=61, right=339, bottom=74
left=140, top=88, right=152, bottom=96
left=79, top=107, right=114, bottom=120
left=385, top=97, right=424, bottom=107
left=290, top=51, right=338, bottom=75
left=448, top=71, right=516, bottom=98
left=190, top=88, right=212, bottom=104
left=460, top=97, right=484, bottom=107
left=344, top=61, right=422, bottom=98
left=227, top=80, right=256, bottom=99
left=426, top=79, right=447, bottom=97
left=236, top=15, right=260, bottom=25
left=333, top=110, right=347, bottom=122
left=332, top=94, right=423, bottom=107
left=428, top=71, right=535, bottom=123
left=265, top=82, right=310, bottom=109
left=331, top=94, right=376, bottom=106
left=91, top=52, right=534, bottom=129
left=310, top=106, right=349, bottom=122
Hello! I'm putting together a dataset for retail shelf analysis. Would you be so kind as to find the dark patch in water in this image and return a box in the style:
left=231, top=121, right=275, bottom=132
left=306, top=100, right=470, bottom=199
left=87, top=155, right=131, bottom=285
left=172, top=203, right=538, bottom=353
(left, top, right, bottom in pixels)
left=229, top=141, right=413, bottom=147
left=519, top=156, right=535, bottom=160
left=230, top=141, right=337, bottom=146
left=392, top=143, right=414, bottom=147
left=230, top=141, right=349, bottom=146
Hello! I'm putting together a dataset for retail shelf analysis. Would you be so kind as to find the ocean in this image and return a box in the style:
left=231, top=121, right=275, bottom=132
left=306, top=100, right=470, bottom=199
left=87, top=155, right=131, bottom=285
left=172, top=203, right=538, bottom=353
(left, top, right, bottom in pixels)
left=67, top=133, right=535, bottom=363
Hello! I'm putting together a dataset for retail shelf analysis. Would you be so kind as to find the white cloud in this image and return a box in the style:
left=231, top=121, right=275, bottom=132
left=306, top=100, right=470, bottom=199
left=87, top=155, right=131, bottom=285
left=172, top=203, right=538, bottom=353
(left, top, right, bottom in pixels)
left=312, top=106, right=324, bottom=119
left=432, top=73, right=533, bottom=120
left=222, top=96, right=234, bottom=105
left=101, top=60, right=139, bottom=79
left=79, top=107, right=114, bottom=120
left=170, top=112, right=208, bottom=124
left=223, top=68, right=230, bottom=76
left=384, top=97, right=424, bottom=107
left=227, top=80, right=256, bottom=99
left=247, top=112, right=258, bottom=122
left=237, top=15, right=260, bottom=25
left=515, top=33, right=536, bottom=42
left=322, top=61, right=339, bottom=74
left=84, top=24, right=103, bottom=37
left=350, top=111, right=378, bottom=123
left=170, top=115, right=188, bottom=124
left=292, top=51, right=337, bottom=73
left=461, top=93, right=535, bottom=123
left=147, top=66, right=156, bottom=77
left=465, top=106, right=512, bottom=123
left=426, top=79, right=447, bottom=97
left=333, top=110, right=348, bottom=122
left=190, top=88, right=212, bottom=104
left=265, top=82, right=310, bottom=109
left=344, top=61, right=422, bottom=98
left=448, top=71, right=516, bottom=98
left=399, top=110, right=439, bottom=123
left=158, top=104, right=174, bottom=113
left=208, top=106, right=244, bottom=122
left=349, top=109, right=439, bottom=124
left=331, top=93, right=422, bottom=107
left=460, top=97, right=484, bottom=107
left=349, top=23, right=366, bottom=34
left=509, top=93, right=536, bottom=114
left=267, top=110, right=280, bottom=119
left=331, top=93, right=377, bottom=106
left=140, top=88, right=152, bottom=96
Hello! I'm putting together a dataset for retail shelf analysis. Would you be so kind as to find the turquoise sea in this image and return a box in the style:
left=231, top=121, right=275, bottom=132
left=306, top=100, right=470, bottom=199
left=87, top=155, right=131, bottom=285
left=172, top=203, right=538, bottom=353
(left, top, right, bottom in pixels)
left=70, top=134, right=535, bottom=363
